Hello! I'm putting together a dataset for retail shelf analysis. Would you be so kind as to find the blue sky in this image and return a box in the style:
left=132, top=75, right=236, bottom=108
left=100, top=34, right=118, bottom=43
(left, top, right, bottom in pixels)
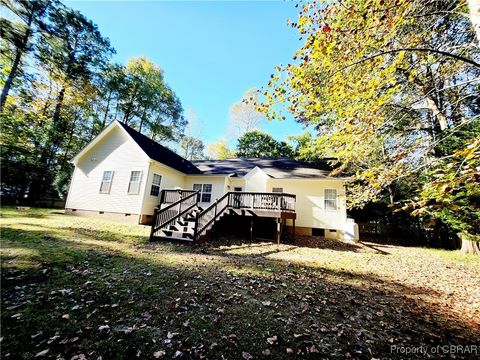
left=66, top=0, right=307, bottom=147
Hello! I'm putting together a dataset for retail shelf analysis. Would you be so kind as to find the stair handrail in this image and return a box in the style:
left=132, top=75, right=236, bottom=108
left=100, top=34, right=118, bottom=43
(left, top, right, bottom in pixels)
left=150, top=190, right=199, bottom=240
left=193, top=192, right=230, bottom=242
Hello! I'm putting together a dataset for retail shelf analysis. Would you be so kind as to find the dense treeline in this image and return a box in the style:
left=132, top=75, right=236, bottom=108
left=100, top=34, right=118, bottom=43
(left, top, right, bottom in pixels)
left=262, top=0, right=480, bottom=252
left=0, top=0, right=185, bottom=203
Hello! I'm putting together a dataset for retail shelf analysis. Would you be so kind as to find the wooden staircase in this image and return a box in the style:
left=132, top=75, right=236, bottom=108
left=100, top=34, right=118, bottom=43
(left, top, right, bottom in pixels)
left=155, top=206, right=202, bottom=241
left=150, top=190, right=296, bottom=243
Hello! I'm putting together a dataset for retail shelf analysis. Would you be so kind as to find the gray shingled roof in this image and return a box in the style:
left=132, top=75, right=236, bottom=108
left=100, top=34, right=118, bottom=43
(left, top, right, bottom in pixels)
left=192, top=158, right=339, bottom=179
left=117, top=122, right=202, bottom=175
left=116, top=122, right=340, bottom=178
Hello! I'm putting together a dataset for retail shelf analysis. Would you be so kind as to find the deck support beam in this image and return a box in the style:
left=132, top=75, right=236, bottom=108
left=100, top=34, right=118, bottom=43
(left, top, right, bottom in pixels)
left=292, top=218, right=296, bottom=242
left=276, top=218, right=281, bottom=246
left=250, top=218, right=254, bottom=241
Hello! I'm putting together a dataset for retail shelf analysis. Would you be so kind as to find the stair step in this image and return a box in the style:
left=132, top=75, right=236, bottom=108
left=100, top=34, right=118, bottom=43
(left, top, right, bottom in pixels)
left=161, top=230, right=193, bottom=239
left=171, top=221, right=194, bottom=228
left=158, top=236, right=193, bottom=242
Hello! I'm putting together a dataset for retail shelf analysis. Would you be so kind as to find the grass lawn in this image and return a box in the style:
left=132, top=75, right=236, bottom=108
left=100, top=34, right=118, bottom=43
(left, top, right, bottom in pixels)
left=1, top=207, right=479, bottom=359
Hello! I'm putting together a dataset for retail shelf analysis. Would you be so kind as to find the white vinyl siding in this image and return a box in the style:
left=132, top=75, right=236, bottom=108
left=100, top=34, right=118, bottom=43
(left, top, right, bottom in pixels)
left=127, top=171, right=142, bottom=194
left=266, top=178, right=347, bottom=231
left=65, top=125, right=149, bottom=215
left=193, top=183, right=212, bottom=203
left=99, top=171, right=114, bottom=194
left=150, top=174, right=162, bottom=196
left=324, top=189, right=338, bottom=210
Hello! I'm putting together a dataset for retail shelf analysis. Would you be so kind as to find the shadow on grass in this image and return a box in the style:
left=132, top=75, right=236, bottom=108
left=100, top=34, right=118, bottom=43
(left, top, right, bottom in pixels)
left=291, top=235, right=365, bottom=253
left=1, top=226, right=479, bottom=359
left=206, top=234, right=366, bottom=254
left=0, top=206, right=64, bottom=219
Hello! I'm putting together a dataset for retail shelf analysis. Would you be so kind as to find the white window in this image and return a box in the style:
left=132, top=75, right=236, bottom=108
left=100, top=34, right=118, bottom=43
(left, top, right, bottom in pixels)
left=99, top=171, right=114, bottom=194
left=272, top=187, right=283, bottom=193
left=193, top=183, right=212, bottom=202
left=150, top=173, right=162, bottom=196
left=324, top=189, right=338, bottom=210
left=127, top=171, right=142, bottom=194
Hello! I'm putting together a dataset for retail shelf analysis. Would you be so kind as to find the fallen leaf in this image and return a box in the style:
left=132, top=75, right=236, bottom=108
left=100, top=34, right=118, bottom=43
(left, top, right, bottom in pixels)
left=242, top=351, right=253, bottom=360
left=153, top=350, right=165, bottom=358
left=266, top=335, right=277, bottom=345
left=167, top=331, right=178, bottom=339
left=98, top=325, right=110, bottom=331
left=35, top=349, right=49, bottom=357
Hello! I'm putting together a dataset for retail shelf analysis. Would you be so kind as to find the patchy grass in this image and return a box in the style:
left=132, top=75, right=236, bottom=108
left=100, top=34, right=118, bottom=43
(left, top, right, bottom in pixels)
left=1, top=207, right=479, bottom=359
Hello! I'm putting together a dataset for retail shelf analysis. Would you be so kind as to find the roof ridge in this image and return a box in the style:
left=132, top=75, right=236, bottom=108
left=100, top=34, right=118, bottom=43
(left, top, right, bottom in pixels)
left=116, top=121, right=201, bottom=174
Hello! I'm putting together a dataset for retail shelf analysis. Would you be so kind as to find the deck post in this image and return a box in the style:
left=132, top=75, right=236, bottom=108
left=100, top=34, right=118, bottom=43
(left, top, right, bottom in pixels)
left=292, top=218, right=296, bottom=242
left=276, top=218, right=281, bottom=245
left=250, top=218, right=254, bottom=242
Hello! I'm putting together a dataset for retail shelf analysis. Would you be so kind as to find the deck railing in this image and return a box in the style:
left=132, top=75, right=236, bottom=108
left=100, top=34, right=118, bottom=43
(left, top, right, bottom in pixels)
left=150, top=190, right=199, bottom=240
left=228, top=192, right=296, bottom=212
left=192, top=191, right=296, bottom=241
left=160, top=189, right=198, bottom=205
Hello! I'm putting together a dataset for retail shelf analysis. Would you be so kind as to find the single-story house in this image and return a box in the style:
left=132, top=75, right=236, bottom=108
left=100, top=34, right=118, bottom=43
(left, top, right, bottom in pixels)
left=65, top=121, right=356, bottom=242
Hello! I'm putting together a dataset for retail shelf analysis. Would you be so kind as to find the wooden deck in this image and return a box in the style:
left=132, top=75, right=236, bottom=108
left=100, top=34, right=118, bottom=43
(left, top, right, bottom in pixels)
left=151, top=190, right=296, bottom=243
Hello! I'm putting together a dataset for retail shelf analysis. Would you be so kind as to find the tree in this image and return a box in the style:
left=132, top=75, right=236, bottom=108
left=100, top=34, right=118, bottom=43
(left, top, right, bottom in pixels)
left=112, top=57, right=186, bottom=142
left=236, top=130, right=294, bottom=158
left=287, top=131, right=322, bottom=161
left=408, top=138, right=480, bottom=254
left=228, top=88, right=265, bottom=137
left=261, top=0, right=480, bottom=252
left=180, top=135, right=205, bottom=160
left=0, top=2, right=186, bottom=204
left=36, top=4, right=113, bottom=154
left=0, top=0, right=53, bottom=110
left=208, top=139, right=236, bottom=160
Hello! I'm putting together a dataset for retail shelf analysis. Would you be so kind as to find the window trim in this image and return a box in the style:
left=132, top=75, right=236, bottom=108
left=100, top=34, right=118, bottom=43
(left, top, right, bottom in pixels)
left=127, top=170, right=142, bottom=195
left=99, top=170, right=114, bottom=194
left=324, top=188, right=338, bottom=211
left=150, top=173, right=162, bottom=197
left=193, top=183, right=213, bottom=203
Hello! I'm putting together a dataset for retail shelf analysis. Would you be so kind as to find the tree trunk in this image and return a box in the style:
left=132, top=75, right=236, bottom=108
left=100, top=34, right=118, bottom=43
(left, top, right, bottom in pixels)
left=1, top=48, right=23, bottom=111
left=0, top=9, right=35, bottom=110
left=122, top=85, right=139, bottom=125
left=468, top=0, right=480, bottom=43
left=102, top=90, right=113, bottom=128
left=43, top=85, right=67, bottom=164
left=52, top=86, right=66, bottom=133
left=425, top=96, right=449, bottom=131
left=458, top=232, right=480, bottom=255
left=138, top=107, right=147, bottom=133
